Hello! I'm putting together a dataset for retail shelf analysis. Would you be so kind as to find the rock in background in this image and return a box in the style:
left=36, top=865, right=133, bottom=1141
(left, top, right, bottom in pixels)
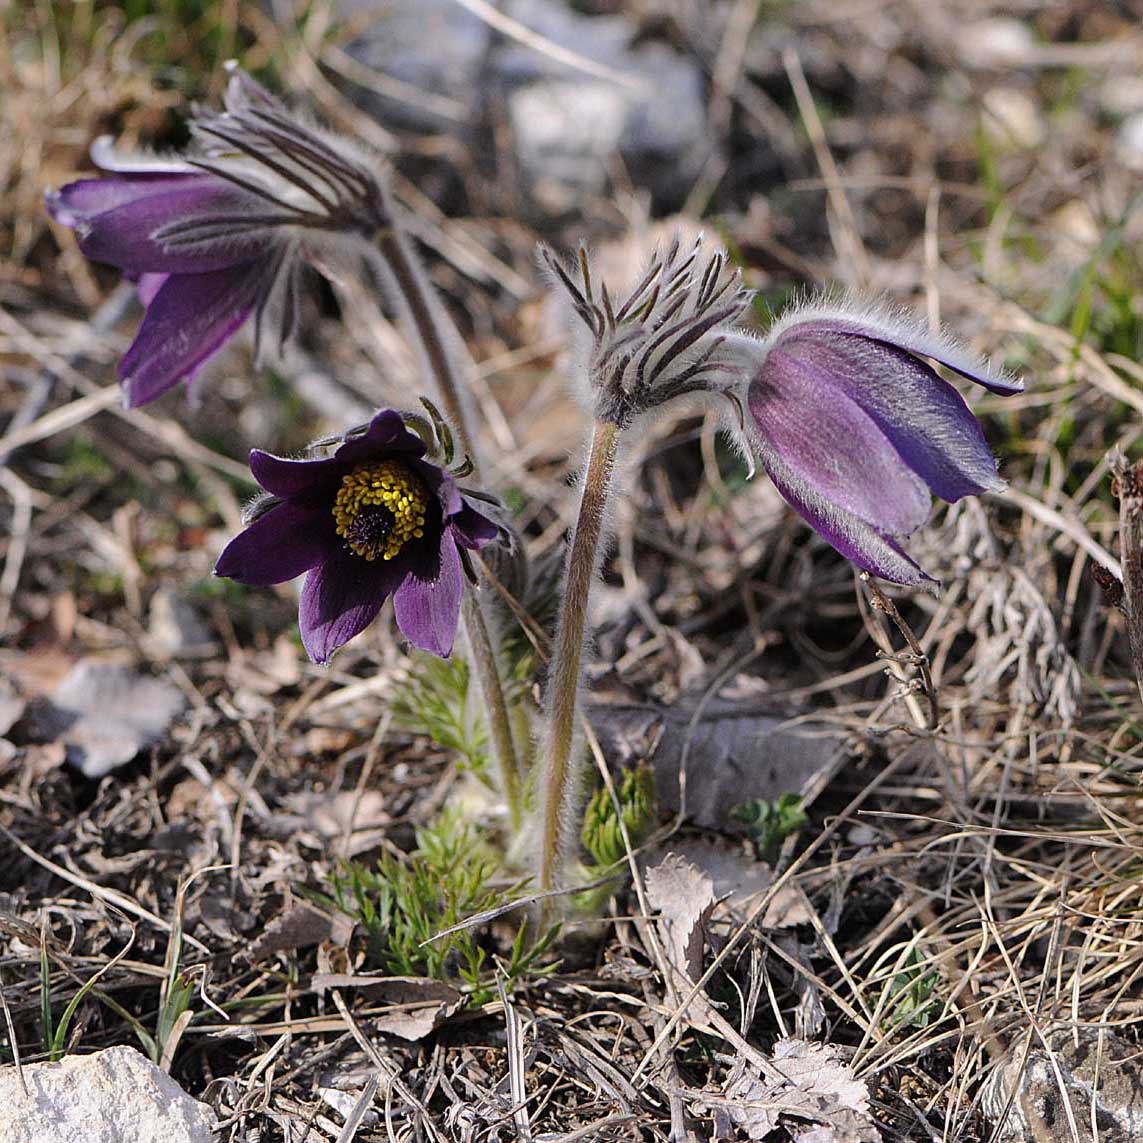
left=0, top=1046, right=215, bottom=1143
left=343, top=0, right=713, bottom=215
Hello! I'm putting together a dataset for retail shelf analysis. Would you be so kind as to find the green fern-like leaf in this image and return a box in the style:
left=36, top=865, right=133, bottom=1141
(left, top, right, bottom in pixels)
left=390, top=654, right=490, bottom=775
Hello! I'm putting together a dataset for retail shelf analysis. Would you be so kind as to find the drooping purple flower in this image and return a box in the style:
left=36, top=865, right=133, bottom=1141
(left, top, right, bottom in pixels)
left=739, top=299, right=1023, bottom=585
left=215, top=410, right=499, bottom=662
left=45, top=63, right=389, bottom=407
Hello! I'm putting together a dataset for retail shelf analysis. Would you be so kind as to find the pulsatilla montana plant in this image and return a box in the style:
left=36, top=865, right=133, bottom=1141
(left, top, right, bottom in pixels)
left=47, top=66, right=1022, bottom=951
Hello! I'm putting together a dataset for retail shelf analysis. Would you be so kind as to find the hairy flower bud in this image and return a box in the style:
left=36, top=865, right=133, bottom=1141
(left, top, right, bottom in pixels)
left=542, top=236, right=754, bottom=427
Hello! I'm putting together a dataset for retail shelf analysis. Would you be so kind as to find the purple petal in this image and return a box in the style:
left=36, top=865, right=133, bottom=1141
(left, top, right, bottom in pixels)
left=215, top=501, right=338, bottom=585
left=749, top=343, right=932, bottom=535
left=786, top=306, right=1023, bottom=395
left=776, top=329, right=1004, bottom=502
left=755, top=436, right=934, bottom=587
left=46, top=176, right=186, bottom=225
left=119, top=262, right=268, bottom=405
left=137, top=273, right=168, bottom=306
left=248, top=410, right=431, bottom=500
left=334, top=410, right=428, bottom=466
left=394, top=531, right=464, bottom=657
left=451, top=501, right=499, bottom=549
left=249, top=449, right=346, bottom=499
left=298, top=548, right=406, bottom=664
left=52, top=175, right=264, bottom=274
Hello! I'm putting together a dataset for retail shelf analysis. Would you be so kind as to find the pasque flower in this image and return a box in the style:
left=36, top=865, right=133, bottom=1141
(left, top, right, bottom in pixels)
left=45, top=63, right=389, bottom=406
left=741, top=299, right=1023, bottom=585
left=215, top=410, right=499, bottom=663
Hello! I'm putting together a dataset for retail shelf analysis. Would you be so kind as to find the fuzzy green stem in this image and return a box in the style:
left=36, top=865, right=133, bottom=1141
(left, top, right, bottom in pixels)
left=370, top=227, right=525, bottom=815
left=538, top=418, right=622, bottom=895
left=463, top=591, right=523, bottom=827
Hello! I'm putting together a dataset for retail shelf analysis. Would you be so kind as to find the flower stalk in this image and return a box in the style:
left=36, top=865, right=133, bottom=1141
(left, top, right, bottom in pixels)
left=462, top=591, right=524, bottom=828
left=369, top=230, right=478, bottom=467
left=538, top=417, right=621, bottom=893
left=367, top=223, right=526, bottom=820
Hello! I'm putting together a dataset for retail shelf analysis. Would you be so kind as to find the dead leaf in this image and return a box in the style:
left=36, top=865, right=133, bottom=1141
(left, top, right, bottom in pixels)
left=0, top=676, right=25, bottom=736
left=699, top=1039, right=878, bottom=1142
left=644, top=838, right=815, bottom=927
left=146, top=589, right=217, bottom=659
left=274, top=789, right=388, bottom=855
left=246, top=901, right=355, bottom=963
left=311, top=974, right=463, bottom=1041
left=27, top=659, right=185, bottom=777
left=644, top=852, right=715, bottom=980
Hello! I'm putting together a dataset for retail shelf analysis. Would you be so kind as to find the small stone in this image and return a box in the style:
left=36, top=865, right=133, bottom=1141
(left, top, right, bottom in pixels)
left=959, top=18, right=1036, bottom=68
left=981, top=87, right=1044, bottom=149
left=498, top=0, right=711, bottom=212
left=0, top=1045, right=215, bottom=1143
left=1116, top=113, right=1143, bottom=171
left=982, top=1027, right=1143, bottom=1142
left=341, top=0, right=491, bottom=132
left=147, top=590, right=216, bottom=659
left=1099, top=76, right=1143, bottom=118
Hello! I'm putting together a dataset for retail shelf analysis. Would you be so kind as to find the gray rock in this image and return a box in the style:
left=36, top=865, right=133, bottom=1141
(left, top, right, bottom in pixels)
left=500, top=0, right=711, bottom=212
left=1117, top=113, right=1143, bottom=171
left=0, top=1045, right=215, bottom=1143
left=31, top=659, right=185, bottom=778
left=981, top=1027, right=1143, bottom=1142
left=147, top=590, right=217, bottom=659
left=341, top=0, right=492, bottom=132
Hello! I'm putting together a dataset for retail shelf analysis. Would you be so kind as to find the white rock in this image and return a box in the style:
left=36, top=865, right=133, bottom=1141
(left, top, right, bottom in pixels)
left=959, top=18, right=1035, bottom=68
left=1117, top=113, right=1143, bottom=171
left=981, top=87, right=1044, bottom=149
left=0, top=1046, right=215, bottom=1143
left=1099, top=75, right=1143, bottom=118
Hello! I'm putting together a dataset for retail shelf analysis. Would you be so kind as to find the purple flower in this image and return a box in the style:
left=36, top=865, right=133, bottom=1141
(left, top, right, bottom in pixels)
left=45, top=64, right=388, bottom=407
left=741, top=300, right=1023, bottom=585
left=215, top=410, right=499, bottom=663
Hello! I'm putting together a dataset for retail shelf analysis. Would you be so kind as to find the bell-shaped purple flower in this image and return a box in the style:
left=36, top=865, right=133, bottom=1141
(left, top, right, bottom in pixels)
left=215, top=410, right=499, bottom=663
left=741, top=299, right=1023, bottom=585
left=45, top=63, right=389, bottom=407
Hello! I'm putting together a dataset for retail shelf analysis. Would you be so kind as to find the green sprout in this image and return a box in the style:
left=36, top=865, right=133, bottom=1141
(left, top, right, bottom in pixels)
left=731, top=793, right=808, bottom=861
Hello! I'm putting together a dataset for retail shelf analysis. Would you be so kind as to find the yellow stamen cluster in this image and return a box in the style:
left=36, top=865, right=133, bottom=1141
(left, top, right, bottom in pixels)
left=332, top=459, right=428, bottom=561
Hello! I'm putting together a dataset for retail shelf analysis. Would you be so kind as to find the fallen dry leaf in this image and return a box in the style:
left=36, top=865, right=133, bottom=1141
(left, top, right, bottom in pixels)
left=645, top=852, right=715, bottom=980
left=698, top=1039, right=878, bottom=1142
left=311, top=974, right=463, bottom=1041
left=246, top=901, right=355, bottom=963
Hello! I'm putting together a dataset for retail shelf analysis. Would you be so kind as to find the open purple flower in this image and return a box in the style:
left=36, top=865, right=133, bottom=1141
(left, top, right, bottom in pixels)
left=741, top=299, right=1023, bottom=585
left=45, top=63, right=389, bottom=406
left=215, top=410, right=499, bottom=662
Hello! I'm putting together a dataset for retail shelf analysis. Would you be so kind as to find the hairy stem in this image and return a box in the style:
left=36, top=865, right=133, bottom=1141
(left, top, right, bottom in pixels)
left=374, top=228, right=478, bottom=465
left=370, top=228, right=525, bottom=812
left=463, top=591, right=523, bottom=827
left=1111, top=454, right=1143, bottom=708
left=538, top=418, right=622, bottom=895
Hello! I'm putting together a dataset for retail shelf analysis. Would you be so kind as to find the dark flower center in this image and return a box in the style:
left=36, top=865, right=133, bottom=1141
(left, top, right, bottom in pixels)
left=333, top=460, right=428, bottom=561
